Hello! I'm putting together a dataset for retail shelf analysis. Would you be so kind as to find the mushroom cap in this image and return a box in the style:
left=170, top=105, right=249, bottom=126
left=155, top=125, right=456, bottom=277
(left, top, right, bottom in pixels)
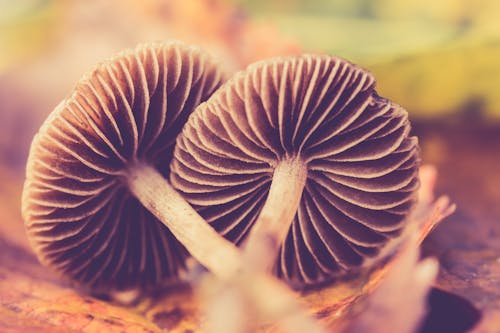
left=170, top=55, right=420, bottom=287
left=22, top=42, right=224, bottom=291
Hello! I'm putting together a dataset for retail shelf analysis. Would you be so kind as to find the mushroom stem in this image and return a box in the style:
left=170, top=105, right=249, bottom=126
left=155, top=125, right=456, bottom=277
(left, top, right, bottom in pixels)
left=127, top=162, right=324, bottom=332
left=244, top=156, right=308, bottom=272
left=126, top=162, right=241, bottom=280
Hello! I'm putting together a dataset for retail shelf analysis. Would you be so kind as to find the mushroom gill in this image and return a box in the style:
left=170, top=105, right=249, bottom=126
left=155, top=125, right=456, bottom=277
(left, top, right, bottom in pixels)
left=171, top=55, right=420, bottom=287
left=22, top=42, right=229, bottom=291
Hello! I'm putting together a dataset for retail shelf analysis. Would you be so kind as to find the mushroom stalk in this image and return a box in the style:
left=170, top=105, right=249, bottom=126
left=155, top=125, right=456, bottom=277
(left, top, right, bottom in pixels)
left=126, top=162, right=241, bottom=280
left=128, top=162, right=325, bottom=333
left=244, top=156, right=308, bottom=272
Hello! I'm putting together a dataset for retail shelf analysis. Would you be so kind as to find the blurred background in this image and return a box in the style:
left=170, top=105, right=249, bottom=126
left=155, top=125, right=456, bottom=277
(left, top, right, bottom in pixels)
left=0, top=0, right=499, bottom=330
left=2, top=0, right=500, bottom=220
left=1, top=0, right=500, bottom=165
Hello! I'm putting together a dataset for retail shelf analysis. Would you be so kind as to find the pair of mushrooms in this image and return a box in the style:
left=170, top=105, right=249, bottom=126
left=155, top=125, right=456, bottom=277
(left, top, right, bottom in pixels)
left=22, top=42, right=419, bottom=295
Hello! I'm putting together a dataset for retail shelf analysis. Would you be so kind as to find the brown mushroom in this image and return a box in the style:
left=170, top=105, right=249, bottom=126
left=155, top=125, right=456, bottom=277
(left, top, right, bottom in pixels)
left=21, top=42, right=244, bottom=291
left=170, top=54, right=420, bottom=287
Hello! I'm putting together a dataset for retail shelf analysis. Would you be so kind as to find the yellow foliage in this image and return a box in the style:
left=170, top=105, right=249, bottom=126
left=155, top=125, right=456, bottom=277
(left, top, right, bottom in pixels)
left=243, top=0, right=500, bottom=118
left=370, top=42, right=500, bottom=118
left=0, top=0, right=63, bottom=73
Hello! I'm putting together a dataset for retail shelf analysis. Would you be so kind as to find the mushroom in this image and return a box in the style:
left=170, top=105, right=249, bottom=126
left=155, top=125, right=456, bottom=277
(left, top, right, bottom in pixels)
left=170, top=54, right=420, bottom=287
left=21, top=42, right=244, bottom=291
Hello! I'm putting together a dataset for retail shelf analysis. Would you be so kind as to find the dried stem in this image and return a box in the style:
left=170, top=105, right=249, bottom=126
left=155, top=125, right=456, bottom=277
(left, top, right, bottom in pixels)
left=203, top=270, right=326, bottom=333
left=243, top=156, right=308, bottom=272
left=242, top=273, right=325, bottom=332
